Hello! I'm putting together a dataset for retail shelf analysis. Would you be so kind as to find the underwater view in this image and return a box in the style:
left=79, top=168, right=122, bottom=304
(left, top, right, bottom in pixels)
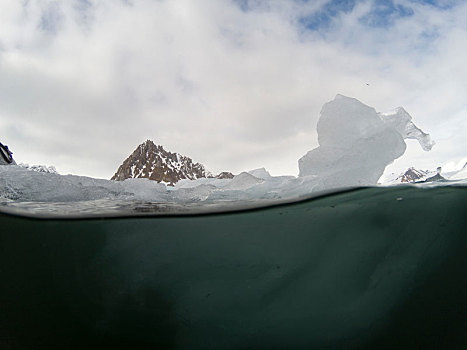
left=1, top=185, right=466, bottom=349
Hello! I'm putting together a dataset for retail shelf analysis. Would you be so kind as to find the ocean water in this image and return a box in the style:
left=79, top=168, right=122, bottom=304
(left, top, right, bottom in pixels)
left=0, top=184, right=466, bottom=348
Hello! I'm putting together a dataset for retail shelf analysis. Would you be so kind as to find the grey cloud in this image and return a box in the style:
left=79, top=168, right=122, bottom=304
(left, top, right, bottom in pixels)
left=39, top=1, right=63, bottom=34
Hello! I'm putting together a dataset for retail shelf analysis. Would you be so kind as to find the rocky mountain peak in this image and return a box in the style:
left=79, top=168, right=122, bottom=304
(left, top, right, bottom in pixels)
left=111, top=140, right=232, bottom=186
left=396, top=167, right=429, bottom=183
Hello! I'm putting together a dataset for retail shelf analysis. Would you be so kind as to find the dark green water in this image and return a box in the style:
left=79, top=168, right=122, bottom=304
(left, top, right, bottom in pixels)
left=0, top=186, right=466, bottom=349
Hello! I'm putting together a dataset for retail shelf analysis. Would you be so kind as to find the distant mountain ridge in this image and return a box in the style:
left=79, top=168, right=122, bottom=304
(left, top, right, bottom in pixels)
left=381, top=167, right=432, bottom=184
left=111, top=140, right=233, bottom=185
left=19, top=164, right=58, bottom=174
left=395, top=167, right=430, bottom=183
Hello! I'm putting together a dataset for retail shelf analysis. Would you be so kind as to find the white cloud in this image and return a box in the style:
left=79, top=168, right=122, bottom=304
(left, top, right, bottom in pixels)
left=0, top=0, right=466, bottom=178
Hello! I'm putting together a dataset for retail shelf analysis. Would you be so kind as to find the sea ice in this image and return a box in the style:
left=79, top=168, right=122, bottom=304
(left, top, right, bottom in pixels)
left=0, top=166, right=167, bottom=202
left=174, top=177, right=231, bottom=190
left=172, top=184, right=218, bottom=202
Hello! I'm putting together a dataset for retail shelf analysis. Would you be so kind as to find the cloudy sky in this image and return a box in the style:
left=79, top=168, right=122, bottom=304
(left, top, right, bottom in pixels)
left=0, top=0, right=466, bottom=179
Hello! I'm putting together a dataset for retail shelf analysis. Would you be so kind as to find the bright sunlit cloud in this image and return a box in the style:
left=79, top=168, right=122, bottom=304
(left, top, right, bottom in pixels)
left=0, top=0, right=466, bottom=178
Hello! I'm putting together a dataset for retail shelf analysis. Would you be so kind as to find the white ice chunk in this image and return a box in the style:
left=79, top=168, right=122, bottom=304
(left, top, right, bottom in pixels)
left=379, top=107, right=434, bottom=151
left=172, top=184, right=218, bottom=202
left=223, top=172, right=264, bottom=191
left=247, top=168, right=272, bottom=180
left=298, top=95, right=433, bottom=187
left=120, top=178, right=168, bottom=201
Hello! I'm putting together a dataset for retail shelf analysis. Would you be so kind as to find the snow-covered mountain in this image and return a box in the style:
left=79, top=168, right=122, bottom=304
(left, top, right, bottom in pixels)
left=394, top=167, right=430, bottom=183
left=383, top=165, right=460, bottom=184
left=19, top=163, right=58, bottom=174
left=111, top=140, right=232, bottom=185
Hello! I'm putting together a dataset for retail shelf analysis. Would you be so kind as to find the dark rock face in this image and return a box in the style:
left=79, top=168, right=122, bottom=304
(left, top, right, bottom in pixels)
left=0, top=142, right=15, bottom=165
left=111, top=140, right=230, bottom=186
left=111, top=140, right=207, bottom=185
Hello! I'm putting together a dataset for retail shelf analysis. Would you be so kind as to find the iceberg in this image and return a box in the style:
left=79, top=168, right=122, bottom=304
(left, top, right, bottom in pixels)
left=298, top=95, right=433, bottom=187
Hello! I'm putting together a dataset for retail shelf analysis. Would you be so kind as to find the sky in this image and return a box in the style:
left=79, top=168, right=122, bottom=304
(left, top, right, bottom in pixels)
left=0, top=0, right=466, bottom=179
